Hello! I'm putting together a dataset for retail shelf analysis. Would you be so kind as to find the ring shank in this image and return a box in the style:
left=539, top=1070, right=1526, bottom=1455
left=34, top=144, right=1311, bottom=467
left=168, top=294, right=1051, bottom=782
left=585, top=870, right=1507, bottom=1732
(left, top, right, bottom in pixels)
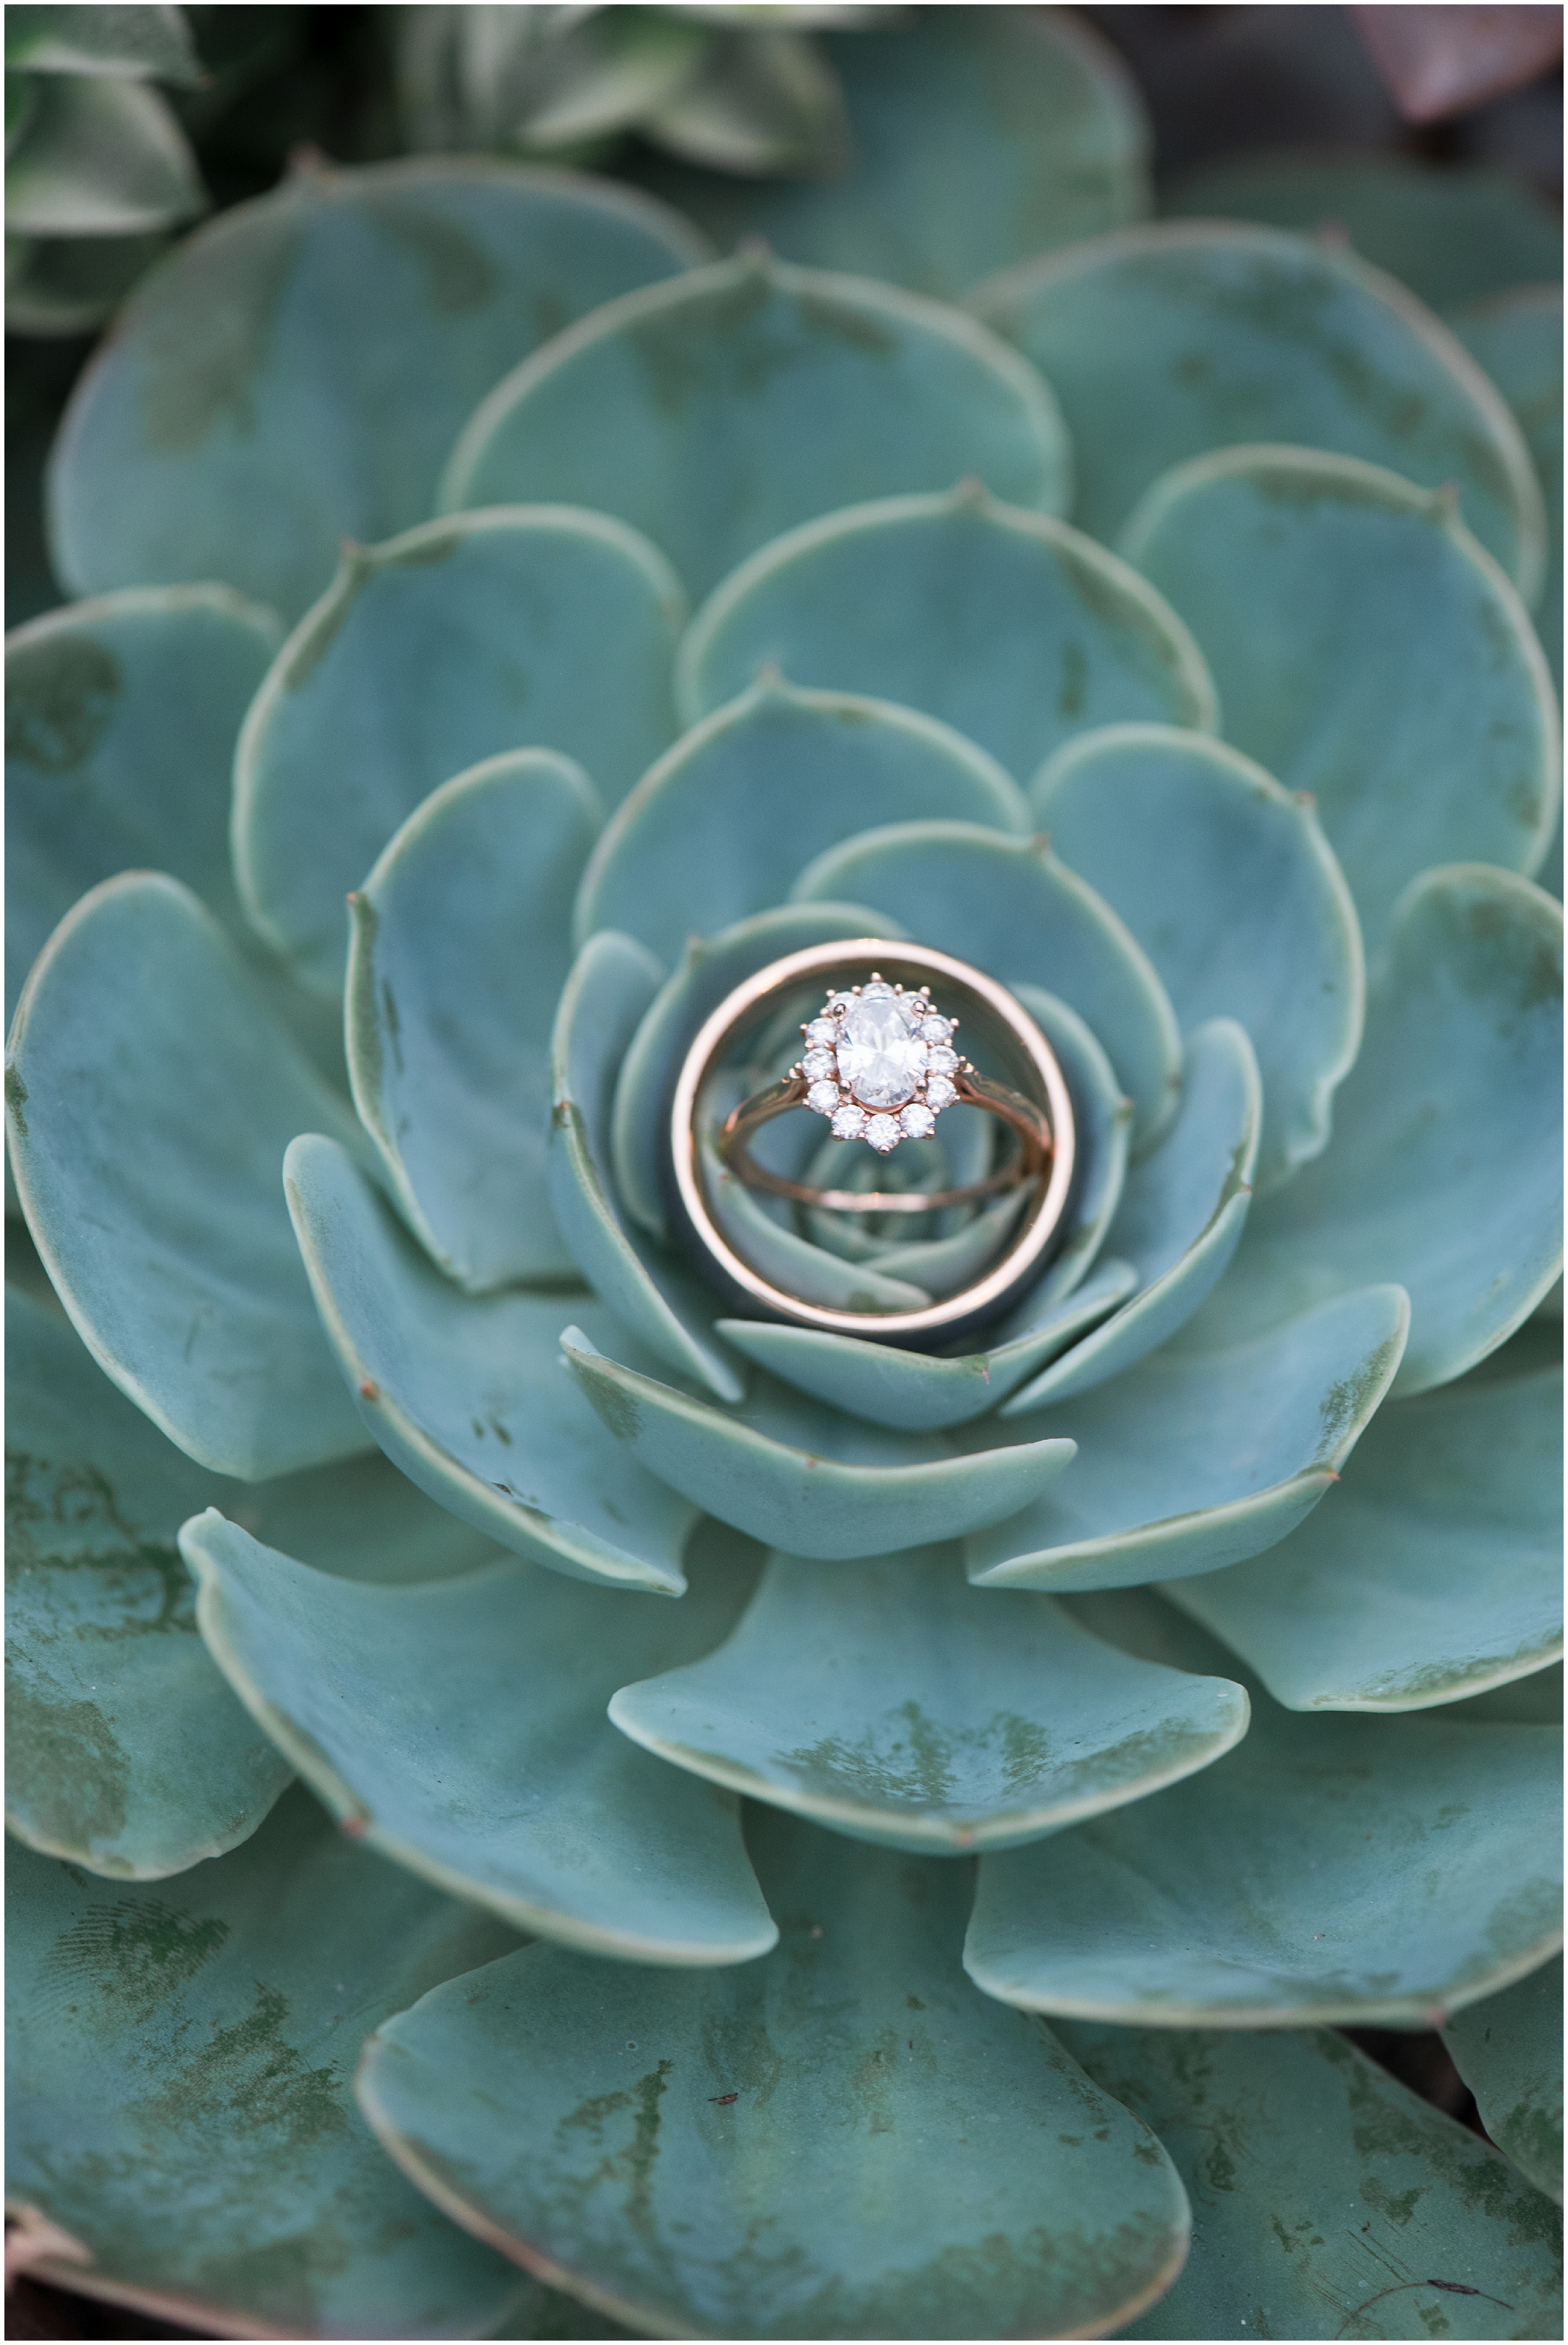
left=719, top=1070, right=1052, bottom=1214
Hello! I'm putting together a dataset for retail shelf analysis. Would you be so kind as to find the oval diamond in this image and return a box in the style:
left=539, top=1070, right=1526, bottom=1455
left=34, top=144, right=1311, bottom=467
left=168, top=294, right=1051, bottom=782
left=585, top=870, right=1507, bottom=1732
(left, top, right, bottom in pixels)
left=836, top=996, right=928, bottom=1108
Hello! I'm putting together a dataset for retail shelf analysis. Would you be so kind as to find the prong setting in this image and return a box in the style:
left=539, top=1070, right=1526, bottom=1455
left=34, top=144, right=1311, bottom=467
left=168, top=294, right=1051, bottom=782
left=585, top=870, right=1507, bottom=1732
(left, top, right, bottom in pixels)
left=793, top=975, right=972, bottom=1154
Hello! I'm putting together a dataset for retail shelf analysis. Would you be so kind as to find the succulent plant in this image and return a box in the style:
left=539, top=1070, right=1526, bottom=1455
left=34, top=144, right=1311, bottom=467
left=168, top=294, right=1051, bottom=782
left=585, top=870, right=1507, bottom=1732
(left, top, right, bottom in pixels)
left=5, top=2, right=206, bottom=335
left=5, top=12, right=1563, bottom=2341
left=396, top=4, right=895, bottom=181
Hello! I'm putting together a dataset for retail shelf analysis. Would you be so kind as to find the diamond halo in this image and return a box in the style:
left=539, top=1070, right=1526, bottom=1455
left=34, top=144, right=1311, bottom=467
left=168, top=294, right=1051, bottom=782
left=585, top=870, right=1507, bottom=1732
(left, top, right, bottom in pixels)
left=793, top=975, right=969, bottom=1156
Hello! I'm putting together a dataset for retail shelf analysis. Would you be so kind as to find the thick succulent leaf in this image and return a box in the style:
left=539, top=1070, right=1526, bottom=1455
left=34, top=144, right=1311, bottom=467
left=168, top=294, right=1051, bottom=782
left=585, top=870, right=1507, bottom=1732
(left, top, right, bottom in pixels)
left=576, top=675, right=1029, bottom=965
left=610, top=1542, right=1246, bottom=1853
left=1064, top=2021, right=1565, bottom=2341
left=6, top=875, right=371, bottom=1480
left=967, top=1594, right=1562, bottom=2028
left=967, top=220, right=1545, bottom=597
left=4, top=5, right=201, bottom=80
left=677, top=487, right=1217, bottom=782
left=1033, top=723, right=1362, bottom=1187
left=558, top=1329, right=1076, bottom=1563
left=1213, top=865, right=1562, bottom=1394
left=1163, top=149, right=1564, bottom=312
left=48, top=157, right=708, bottom=620
left=994, top=984, right=1133, bottom=1316
left=610, top=900, right=904, bottom=1240
left=793, top=818, right=1182, bottom=1150
left=357, top=1806, right=1189, bottom=2341
left=549, top=932, right=744, bottom=1401
left=1451, top=285, right=1563, bottom=703
left=6, top=585, right=282, bottom=1026
left=184, top=1512, right=778, bottom=1965
left=441, top=249, right=1071, bottom=602
left=1443, top=1957, right=1564, bottom=2206
left=6, top=1288, right=292, bottom=1879
left=235, top=507, right=683, bottom=997
left=970, top=1283, right=1407, bottom=1592
left=346, top=750, right=599, bottom=1292
left=6, top=1790, right=538, bottom=2341
left=4, top=73, right=202, bottom=236
left=630, top=8, right=1150, bottom=300
left=285, top=1132, right=699, bottom=1597
left=1171, top=1353, right=1563, bottom=1711
left=641, top=27, right=847, bottom=176
left=1001, top=1018, right=1260, bottom=1414
left=1122, top=448, right=1560, bottom=947
left=716, top=1259, right=1136, bottom=1435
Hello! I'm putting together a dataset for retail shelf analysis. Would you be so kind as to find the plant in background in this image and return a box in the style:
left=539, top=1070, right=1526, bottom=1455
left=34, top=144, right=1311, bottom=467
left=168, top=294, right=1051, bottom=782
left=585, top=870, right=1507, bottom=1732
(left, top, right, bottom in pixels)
left=5, top=2, right=206, bottom=335
left=4, top=9, right=1563, bottom=2341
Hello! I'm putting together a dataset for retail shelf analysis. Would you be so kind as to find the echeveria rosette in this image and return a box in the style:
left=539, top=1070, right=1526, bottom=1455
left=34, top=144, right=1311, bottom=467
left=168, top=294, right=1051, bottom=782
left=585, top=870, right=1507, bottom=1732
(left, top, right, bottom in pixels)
left=5, top=53, right=1564, bottom=2345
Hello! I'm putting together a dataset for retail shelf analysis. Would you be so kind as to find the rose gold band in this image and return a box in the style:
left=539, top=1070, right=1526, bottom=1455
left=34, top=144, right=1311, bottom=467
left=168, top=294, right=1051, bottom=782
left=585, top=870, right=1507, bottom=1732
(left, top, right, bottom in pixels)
left=667, top=939, right=1078, bottom=1344
left=718, top=1066, right=1053, bottom=1215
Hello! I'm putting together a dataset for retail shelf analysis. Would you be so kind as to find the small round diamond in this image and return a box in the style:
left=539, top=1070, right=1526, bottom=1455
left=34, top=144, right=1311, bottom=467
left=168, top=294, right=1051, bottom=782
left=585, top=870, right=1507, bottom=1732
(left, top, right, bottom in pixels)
left=806, top=1080, right=840, bottom=1115
left=861, top=980, right=895, bottom=1000
left=919, top=1016, right=951, bottom=1041
left=805, top=1017, right=837, bottom=1046
left=864, top=1114, right=901, bottom=1153
left=801, top=1049, right=836, bottom=1080
left=899, top=1102, right=935, bottom=1139
left=830, top=1103, right=866, bottom=1140
left=925, top=1074, right=957, bottom=1111
left=926, top=1046, right=958, bottom=1073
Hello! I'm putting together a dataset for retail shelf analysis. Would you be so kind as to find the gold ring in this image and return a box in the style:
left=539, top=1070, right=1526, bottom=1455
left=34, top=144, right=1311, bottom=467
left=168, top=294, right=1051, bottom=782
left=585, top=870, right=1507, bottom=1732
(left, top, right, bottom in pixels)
left=667, top=940, right=1077, bottom=1344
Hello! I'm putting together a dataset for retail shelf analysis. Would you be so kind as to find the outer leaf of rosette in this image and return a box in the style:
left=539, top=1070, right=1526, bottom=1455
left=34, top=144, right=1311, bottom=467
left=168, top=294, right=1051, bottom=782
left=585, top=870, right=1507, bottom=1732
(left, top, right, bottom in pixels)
left=6, top=874, right=373, bottom=1480
left=440, top=247, right=1072, bottom=603
left=628, top=7, right=1150, bottom=300
left=6, top=585, right=282, bottom=1026
left=6, top=1285, right=292, bottom=1880
left=575, top=673, right=1030, bottom=968
left=1162, top=150, right=1563, bottom=312
left=48, top=156, right=710, bottom=620
left=6, top=1789, right=542, bottom=2341
left=1170, top=1345, right=1562, bottom=1713
left=1062, top=2021, right=1564, bottom=2341
left=1120, top=448, right=1560, bottom=950
left=1000, top=1017, right=1261, bottom=1414
left=183, top=1510, right=778, bottom=1965
left=970, top=1283, right=1408, bottom=1592
left=549, top=930, right=744, bottom=1402
left=1451, top=284, right=1563, bottom=709
left=346, top=749, right=601, bottom=1292
left=610, top=1540, right=1246, bottom=1854
left=1032, top=723, right=1362, bottom=1189
left=355, top=1807, right=1190, bottom=2342
left=284, top=1131, right=699, bottom=1595
left=966, top=1593, right=1562, bottom=2029
left=791, top=817, right=1182, bottom=1152
left=677, top=486, right=1218, bottom=785
left=1210, top=864, right=1562, bottom=1395
left=559, top=1329, right=1076, bottom=1563
left=1443, top=1956, right=1564, bottom=2206
left=235, top=506, right=685, bottom=999
left=609, top=898, right=906, bottom=1241
left=966, top=219, right=1545, bottom=601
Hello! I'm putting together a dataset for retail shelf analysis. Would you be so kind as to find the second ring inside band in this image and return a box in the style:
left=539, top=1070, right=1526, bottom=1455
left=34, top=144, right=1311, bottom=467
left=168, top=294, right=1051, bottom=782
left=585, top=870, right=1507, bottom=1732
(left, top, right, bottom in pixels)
left=666, top=940, right=1079, bottom=1345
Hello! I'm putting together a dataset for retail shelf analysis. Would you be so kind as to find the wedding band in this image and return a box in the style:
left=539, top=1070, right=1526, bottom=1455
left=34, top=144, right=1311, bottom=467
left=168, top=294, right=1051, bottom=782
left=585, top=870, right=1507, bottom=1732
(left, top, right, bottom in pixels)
left=666, top=940, right=1077, bottom=1344
left=719, top=972, right=1052, bottom=1213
